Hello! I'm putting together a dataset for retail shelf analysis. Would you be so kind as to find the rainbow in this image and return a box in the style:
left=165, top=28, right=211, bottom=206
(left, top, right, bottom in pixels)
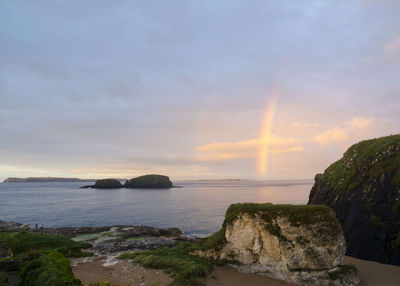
left=258, top=97, right=277, bottom=176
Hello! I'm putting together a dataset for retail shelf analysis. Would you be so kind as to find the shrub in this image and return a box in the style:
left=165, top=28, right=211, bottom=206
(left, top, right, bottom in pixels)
left=0, top=231, right=91, bottom=258
left=18, top=250, right=81, bottom=286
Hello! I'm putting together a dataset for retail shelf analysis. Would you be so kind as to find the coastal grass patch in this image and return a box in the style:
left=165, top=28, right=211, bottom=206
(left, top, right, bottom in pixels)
left=0, top=231, right=92, bottom=258
left=318, top=134, right=400, bottom=195
left=72, top=227, right=121, bottom=243
left=118, top=242, right=218, bottom=286
left=18, top=250, right=81, bottom=286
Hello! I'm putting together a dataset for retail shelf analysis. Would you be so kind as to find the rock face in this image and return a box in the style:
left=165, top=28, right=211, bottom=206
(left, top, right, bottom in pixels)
left=194, top=203, right=359, bottom=286
left=124, top=174, right=172, bottom=189
left=308, top=134, right=400, bottom=265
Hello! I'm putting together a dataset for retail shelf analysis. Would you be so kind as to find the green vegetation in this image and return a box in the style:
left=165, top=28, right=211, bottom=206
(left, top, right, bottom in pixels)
left=0, top=232, right=93, bottom=286
left=0, top=271, right=7, bottom=285
left=319, top=134, right=400, bottom=195
left=18, top=250, right=81, bottom=286
left=119, top=242, right=218, bottom=286
left=327, top=264, right=358, bottom=281
left=0, top=231, right=92, bottom=257
left=72, top=228, right=120, bottom=243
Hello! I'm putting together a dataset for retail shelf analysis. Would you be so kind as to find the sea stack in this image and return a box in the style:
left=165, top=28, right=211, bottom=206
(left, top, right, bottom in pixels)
left=308, top=134, right=400, bottom=265
left=81, top=178, right=122, bottom=189
left=124, top=174, right=173, bottom=189
left=194, top=203, right=360, bottom=286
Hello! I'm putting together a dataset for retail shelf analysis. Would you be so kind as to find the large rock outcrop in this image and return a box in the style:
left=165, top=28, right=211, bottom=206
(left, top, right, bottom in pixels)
left=194, top=203, right=359, bottom=286
left=124, top=174, right=172, bottom=189
left=308, top=134, right=400, bottom=265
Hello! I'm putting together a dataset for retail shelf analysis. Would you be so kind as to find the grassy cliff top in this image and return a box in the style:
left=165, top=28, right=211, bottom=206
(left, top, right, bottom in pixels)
left=318, top=134, right=400, bottom=193
left=224, top=203, right=336, bottom=227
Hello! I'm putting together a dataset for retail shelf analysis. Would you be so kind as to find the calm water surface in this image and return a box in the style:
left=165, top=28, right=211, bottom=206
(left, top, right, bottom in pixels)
left=0, top=180, right=312, bottom=236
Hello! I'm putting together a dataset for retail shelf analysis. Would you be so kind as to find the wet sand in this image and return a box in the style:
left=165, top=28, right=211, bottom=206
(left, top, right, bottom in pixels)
left=202, top=265, right=296, bottom=286
left=72, top=257, right=173, bottom=286
left=344, top=256, right=400, bottom=286
left=72, top=256, right=400, bottom=286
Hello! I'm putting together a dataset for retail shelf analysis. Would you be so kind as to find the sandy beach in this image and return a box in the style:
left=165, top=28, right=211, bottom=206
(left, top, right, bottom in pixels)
left=72, top=255, right=400, bottom=286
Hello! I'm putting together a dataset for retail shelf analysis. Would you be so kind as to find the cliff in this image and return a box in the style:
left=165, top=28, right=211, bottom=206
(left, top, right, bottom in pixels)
left=194, top=203, right=359, bottom=286
left=308, top=134, right=400, bottom=265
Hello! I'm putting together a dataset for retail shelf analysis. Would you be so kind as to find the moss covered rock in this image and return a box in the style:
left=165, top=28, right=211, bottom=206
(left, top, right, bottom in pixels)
left=308, top=134, right=400, bottom=265
left=194, top=203, right=359, bottom=286
left=124, top=174, right=172, bottom=189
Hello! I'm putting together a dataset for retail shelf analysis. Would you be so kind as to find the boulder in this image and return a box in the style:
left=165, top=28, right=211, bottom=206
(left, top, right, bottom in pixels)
left=308, top=134, right=400, bottom=265
left=124, top=174, right=172, bottom=189
left=194, top=203, right=359, bottom=286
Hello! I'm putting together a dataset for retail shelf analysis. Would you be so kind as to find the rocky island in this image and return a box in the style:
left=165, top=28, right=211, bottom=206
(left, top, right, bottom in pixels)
left=82, top=174, right=173, bottom=189
left=308, top=134, right=400, bottom=265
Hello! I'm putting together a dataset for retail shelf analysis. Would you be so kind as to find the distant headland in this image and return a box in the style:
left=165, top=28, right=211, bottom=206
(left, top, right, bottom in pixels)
left=3, top=177, right=95, bottom=183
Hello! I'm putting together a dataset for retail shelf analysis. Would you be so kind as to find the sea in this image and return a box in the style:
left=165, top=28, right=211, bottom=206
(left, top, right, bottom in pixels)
left=0, top=180, right=313, bottom=237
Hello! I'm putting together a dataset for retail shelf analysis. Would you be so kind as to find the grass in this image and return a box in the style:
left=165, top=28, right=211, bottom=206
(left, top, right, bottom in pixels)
left=318, top=134, right=400, bottom=196
left=118, top=242, right=219, bottom=286
left=18, top=250, right=81, bottom=286
left=0, top=231, right=94, bottom=286
left=0, top=231, right=92, bottom=258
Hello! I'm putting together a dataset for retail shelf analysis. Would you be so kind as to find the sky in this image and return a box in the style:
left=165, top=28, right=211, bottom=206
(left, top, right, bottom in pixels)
left=0, top=0, right=399, bottom=181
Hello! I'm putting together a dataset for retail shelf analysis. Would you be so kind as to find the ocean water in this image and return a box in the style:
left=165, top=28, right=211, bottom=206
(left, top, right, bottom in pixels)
left=0, top=180, right=313, bottom=237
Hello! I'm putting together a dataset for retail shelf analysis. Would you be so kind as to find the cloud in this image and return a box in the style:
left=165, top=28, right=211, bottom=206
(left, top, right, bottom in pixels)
left=195, top=135, right=304, bottom=161
left=348, top=116, right=374, bottom=129
left=315, top=117, right=375, bottom=144
left=292, top=121, right=320, bottom=128
left=385, top=36, right=400, bottom=53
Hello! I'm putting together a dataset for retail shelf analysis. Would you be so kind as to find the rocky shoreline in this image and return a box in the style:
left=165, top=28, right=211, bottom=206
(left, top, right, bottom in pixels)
left=0, top=219, right=194, bottom=255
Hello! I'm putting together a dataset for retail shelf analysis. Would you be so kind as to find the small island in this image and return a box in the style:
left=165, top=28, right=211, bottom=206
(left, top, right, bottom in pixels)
left=81, top=174, right=173, bottom=189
